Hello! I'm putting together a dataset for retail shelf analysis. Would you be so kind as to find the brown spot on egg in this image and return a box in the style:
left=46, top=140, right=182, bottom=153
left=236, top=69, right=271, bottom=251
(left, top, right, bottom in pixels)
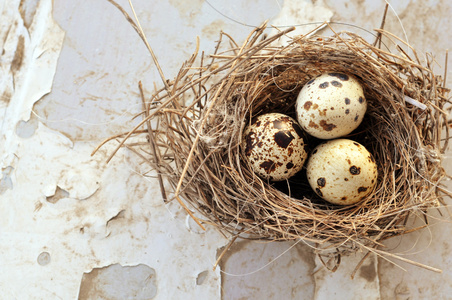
left=304, top=101, right=312, bottom=110
left=244, top=133, right=256, bottom=156
left=257, top=141, right=263, bottom=148
left=315, top=188, right=323, bottom=197
left=260, top=160, right=276, bottom=173
left=287, top=146, right=293, bottom=156
left=353, top=142, right=360, bottom=146
left=328, top=73, right=349, bottom=81
left=255, top=120, right=261, bottom=127
left=312, top=149, right=318, bottom=154
left=330, top=107, right=335, bottom=110
left=354, top=115, right=359, bottom=122
left=317, top=177, right=326, bottom=187
left=319, top=82, right=329, bottom=89
left=307, top=78, right=315, bottom=85
left=286, top=162, right=294, bottom=169
left=274, top=131, right=294, bottom=148
left=359, top=96, right=364, bottom=104
left=331, top=80, right=342, bottom=88
left=358, top=186, right=368, bottom=193
left=350, top=165, right=361, bottom=175
left=346, top=159, right=351, bottom=164
left=344, top=178, right=349, bottom=181
left=319, top=120, right=337, bottom=131
left=345, top=98, right=351, bottom=105
left=312, top=103, right=319, bottom=109
left=341, top=197, right=347, bottom=201
left=309, top=121, right=319, bottom=129
left=345, top=109, right=350, bottom=114
left=319, top=109, right=327, bottom=116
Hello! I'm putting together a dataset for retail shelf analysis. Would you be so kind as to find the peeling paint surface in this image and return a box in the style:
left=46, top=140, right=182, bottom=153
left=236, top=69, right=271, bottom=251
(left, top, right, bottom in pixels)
left=1, top=0, right=451, bottom=299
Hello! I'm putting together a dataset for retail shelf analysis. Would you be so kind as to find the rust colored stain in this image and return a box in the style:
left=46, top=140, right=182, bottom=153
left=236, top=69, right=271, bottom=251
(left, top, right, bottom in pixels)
left=319, top=120, right=336, bottom=131
left=317, top=177, right=326, bottom=187
left=309, top=120, right=319, bottom=129
left=1, top=90, right=12, bottom=104
left=11, top=35, right=25, bottom=74
left=304, top=101, right=313, bottom=110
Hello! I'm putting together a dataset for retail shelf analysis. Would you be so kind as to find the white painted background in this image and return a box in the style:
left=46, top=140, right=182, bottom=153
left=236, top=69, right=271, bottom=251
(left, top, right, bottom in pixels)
left=1, top=0, right=451, bottom=299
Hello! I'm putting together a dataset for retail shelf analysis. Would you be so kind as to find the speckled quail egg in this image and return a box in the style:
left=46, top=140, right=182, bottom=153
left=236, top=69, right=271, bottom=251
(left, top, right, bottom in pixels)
left=242, top=113, right=308, bottom=181
left=296, top=72, right=367, bottom=139
left=306, top=139, right=378, bottom=205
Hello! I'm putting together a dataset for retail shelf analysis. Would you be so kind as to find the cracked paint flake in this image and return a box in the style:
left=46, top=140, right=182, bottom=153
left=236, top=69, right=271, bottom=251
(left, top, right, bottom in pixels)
left=78, top=263, right=158, bottom=299
left=0, top=0, right=65, bottom=167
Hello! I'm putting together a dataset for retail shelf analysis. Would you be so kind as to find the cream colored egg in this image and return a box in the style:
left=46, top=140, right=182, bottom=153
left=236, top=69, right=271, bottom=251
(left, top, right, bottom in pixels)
left=296, top=72, right=367, bottom=139
left=306, top=139, right=378, bottom=205
left=242, top=113, right=308, bottom=181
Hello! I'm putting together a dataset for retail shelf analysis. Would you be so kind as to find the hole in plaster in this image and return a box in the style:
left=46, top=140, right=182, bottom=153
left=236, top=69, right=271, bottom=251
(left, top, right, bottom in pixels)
left=46, top=186, right=69, bottom=203
left=15, top=115, right=38, bottom=138
left=78, top=264, right=157, bottom=300
left=0, top=166, right=14, bottom=195
left=196, top=270, right=208, bottom=285
left=37, top=252, right=51, bottom=266
left=218, top=240, right=316, bottom=299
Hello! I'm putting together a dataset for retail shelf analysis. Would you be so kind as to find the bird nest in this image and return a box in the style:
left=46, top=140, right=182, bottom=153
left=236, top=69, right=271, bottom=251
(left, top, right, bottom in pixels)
left=97, top=20, right=451, bottom=271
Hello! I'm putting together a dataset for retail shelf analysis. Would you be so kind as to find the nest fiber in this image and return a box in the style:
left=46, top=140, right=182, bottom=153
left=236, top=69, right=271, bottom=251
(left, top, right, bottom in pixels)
left=105, top=23, right=450, bottom=266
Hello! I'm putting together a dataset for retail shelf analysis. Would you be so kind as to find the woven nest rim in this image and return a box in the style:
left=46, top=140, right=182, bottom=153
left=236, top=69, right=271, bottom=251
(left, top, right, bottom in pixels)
left=96, top=20, right=451, bottom=272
